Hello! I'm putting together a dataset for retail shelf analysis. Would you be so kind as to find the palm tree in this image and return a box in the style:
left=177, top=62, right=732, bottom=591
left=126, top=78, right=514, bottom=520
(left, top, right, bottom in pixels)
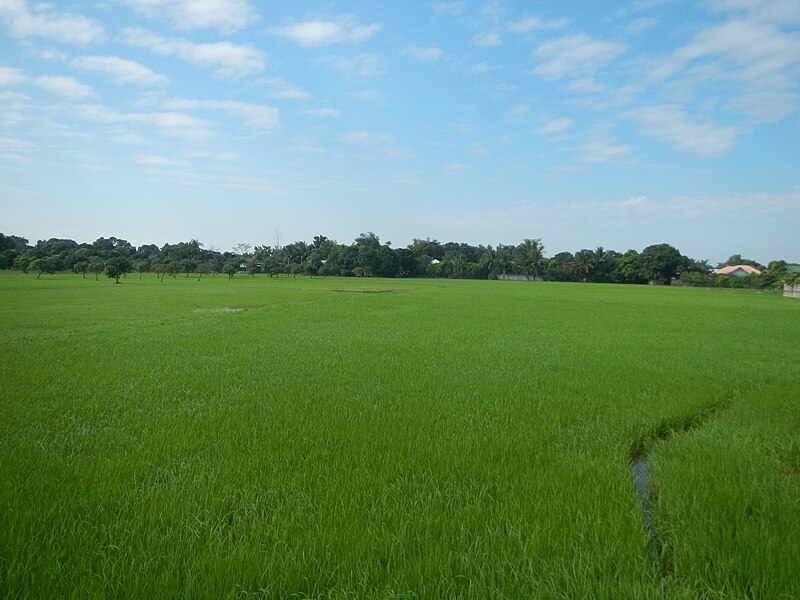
left=570, top=249, right=596, bottom=282
left=516, top=238, right=545, bottom=279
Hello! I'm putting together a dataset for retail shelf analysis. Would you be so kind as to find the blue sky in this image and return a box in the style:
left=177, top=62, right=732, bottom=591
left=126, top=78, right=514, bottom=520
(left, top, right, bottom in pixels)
left=1, top=0, right=798, bottom=264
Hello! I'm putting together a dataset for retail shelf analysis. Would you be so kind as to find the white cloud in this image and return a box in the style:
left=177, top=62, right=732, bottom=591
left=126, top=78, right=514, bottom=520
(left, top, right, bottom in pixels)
left=626, top=17, right=658, bottom=33
left=302, top=108, right=340, bottom=118
left=74, top=103, right=215, bottom=141
left=260, top=77, right=309, bottom=100
left=708, top=0, right=800, bottom=24
left=510, top=103, right=529, bottom=115
left=445, top=162, right=470, bottom=174
left=71, top=55, right=169, bottom=87
left=648, top=18, right=800, bottom=121
left=480, top=1, right=505, bottom=19
left=34, top=75, right=96, bottom=99
left=557, top=188, right=800, bottom=222
left=574, top=138, right=631, bottom=163
left=407, top=46, right=443, bottom=61
left=567, top=77, right=607, bottom=94
left=508, top=16, right=569, bottom=33
left=533, top=33, right=625, bottom=79
left=626, top=105, right=740, bottom=156
left=162, top=98, right=280, bottom=131
left=0, top=135, right=36, bottom=151
left=340, top=129, right=409, bottom=158
left=119, top=28, right=266, bottom=79
left=274, top=18, right=380, bottom=47
left=431, top=3, right=465, bottom=16
left=348, top=89, right=383, bottom=102
left=122, top=0, right=256, bottom=34
left=473, top=31, right=502, bottom=47
left=0, top=0, right=104, bottom=44
left=135, top=154, right=187, bottom=167
left=0, top=66, right=27, bottom=86
left=464, top=61, right=503, bottom=75
left=537, top=118, right=573, bottom=134
left=317, top=54, right=386, bottom=78
left=110, top=132, right=146, bottom=145
left=287, top=136, right=326, bottom=154
left=342, top=130, right=374, bottom=145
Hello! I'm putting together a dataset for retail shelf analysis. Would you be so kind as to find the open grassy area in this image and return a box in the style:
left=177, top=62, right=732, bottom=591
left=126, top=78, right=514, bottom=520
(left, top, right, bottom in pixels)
left=1, top=273, right=798, bottom=599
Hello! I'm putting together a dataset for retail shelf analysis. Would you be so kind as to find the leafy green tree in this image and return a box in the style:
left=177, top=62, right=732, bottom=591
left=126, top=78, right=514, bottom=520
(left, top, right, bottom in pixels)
left=638, top=243, right=687, bottom=285
left=570, top=249, right=596, bottom=282
left=495, top=245, right=515, bottom=276
left=93, top=237, right=134, bottom=258
left=0, top=233, right=28, bottom=269
left=13, top=254, right=33, bottom=273
left=222, top=259, right=239, bottom=280
left=408, top=238, right=444, bottom=261
left=104, top=257, right=133, bottom=283
left=614, top=250, right=645, bottom=284
left=30, top=257, right=59, bottom=279
left=180, top=259, right=198, bottom=278
left=247, top=263, right=261, bottom=278
left=153, top=262, right=169, bottom=282
left=679, top=271, right=712, bottom=286
left=73, top=260, right=89, bottom=279
left=515, top=238, right=545, bottom=279
left=722, top=254, right=764, bottom=270
left=195, top=261, right=212, bottom=281
left=87, top=257, right=105, bottom=281
left=134, top=259, right=151, bottom=279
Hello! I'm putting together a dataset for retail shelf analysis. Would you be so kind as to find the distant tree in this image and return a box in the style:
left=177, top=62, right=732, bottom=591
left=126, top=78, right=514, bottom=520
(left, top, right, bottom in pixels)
left=153, top=262, right=168, bottom=282
left=180, top=259, right=198, bottom=278
left=222, top=259, right=239, bottom=280
left=87, top=257, right=105, bottom=281
left=93, top=237, right=134, bottom=258
left=408, top=238, right=444, bottom=261
left=104, top=257, right=133, bottom=283
left=722, top=254, right=764, bottom=270
left=165, top=261, right=181, bottom=279
left=73, top=260, right=89, bottom=279
left=0, top=233, right=28, bottom=269
left=134, top=259, right=151, bottom=279
left=0, top=249, right=16, bottom=270
left=570, top=249, right=596, bottom=282
left=233, top=243, right=252, bottom=257
left=30, top=257, right=59, bottom=279
left=679, top=271, right=712, bottom=286
left=615, top=250, right=645, bottom=284
left=195, top=262, right=212, bottom=281
left=515, top=238, right=545, bottom=279
left=495, top=245, right=515, bottom=276
left=13, top=254, right=33, bottom=273
left=637, top=244, right=687, bottom=284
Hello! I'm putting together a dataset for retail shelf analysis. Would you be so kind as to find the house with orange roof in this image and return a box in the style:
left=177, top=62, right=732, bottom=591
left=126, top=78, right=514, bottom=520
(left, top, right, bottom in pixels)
left=713, top=265, right=762, bottom=277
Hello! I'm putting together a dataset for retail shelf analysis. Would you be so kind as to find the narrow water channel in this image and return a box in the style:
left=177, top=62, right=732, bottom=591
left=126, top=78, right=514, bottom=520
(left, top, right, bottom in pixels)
left=629, top=400, right=731, bottom=581
left=630, top=452, right=669, bottom=576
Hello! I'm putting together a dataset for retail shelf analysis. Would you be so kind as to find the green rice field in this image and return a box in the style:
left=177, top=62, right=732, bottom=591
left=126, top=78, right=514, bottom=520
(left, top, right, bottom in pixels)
left=1, top=273, right=798, bottom=599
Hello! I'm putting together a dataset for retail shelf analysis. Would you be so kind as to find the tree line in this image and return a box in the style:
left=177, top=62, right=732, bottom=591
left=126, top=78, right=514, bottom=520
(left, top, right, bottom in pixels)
left=0, top=231, right=796, bottom=288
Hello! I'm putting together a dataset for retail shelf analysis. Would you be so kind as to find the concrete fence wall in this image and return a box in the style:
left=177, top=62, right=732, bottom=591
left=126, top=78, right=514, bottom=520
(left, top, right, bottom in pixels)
left=497, top=274, right=542, bottom=282
left=784, top=283, right=800, bottom=299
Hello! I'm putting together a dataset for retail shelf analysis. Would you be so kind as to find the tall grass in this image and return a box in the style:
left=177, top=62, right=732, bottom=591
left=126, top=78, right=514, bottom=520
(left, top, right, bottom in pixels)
left=1, top=273, right=798, bottom=598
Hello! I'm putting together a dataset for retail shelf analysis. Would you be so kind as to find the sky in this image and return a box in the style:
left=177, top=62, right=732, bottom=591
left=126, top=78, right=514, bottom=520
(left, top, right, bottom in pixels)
left=1, top=0, right=798, bottom=264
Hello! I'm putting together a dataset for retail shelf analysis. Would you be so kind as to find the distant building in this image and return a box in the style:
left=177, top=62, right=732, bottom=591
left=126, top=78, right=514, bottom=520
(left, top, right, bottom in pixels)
left=785, top=263, right=800, bottom=274
left=713, top=264, right=761, bottom=277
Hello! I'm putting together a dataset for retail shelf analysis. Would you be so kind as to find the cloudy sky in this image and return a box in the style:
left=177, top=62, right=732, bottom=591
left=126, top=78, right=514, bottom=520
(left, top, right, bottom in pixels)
left=1, top=0, right=798, bottom=263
